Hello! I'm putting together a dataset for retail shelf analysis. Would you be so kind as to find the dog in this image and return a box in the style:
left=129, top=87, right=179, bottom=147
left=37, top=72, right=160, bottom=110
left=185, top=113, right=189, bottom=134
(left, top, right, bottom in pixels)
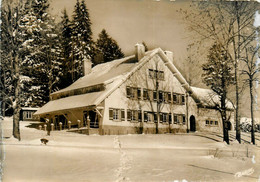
left=40, top=138, right=49, bottom=145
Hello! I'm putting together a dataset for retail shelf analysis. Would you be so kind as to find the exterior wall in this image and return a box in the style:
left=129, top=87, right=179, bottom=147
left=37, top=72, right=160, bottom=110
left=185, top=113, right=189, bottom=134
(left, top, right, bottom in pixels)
left=196, top=108, right=234, bottom=132
left=102, top=54, right=188, bottom=134
left=20, top=110, right=40, bottom=121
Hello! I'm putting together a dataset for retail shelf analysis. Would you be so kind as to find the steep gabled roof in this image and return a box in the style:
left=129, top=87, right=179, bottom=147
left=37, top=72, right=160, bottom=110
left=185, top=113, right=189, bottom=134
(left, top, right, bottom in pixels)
left=190, top=86, right=234, bottom=110
left=35, top=47, right=234, bottom=116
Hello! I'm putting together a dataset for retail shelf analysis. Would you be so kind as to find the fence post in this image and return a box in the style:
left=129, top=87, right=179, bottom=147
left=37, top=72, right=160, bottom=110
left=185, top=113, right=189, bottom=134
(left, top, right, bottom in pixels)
left=59, top=122, right=62, bottom=131
left=68, top=121, right=71, bottom=130
left=77, top=120, right=81, bottom=129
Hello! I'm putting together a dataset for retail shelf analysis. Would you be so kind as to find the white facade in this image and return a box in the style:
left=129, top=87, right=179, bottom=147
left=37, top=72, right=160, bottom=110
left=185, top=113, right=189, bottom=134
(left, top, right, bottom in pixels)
left=35, top=46, right=235, bottom=134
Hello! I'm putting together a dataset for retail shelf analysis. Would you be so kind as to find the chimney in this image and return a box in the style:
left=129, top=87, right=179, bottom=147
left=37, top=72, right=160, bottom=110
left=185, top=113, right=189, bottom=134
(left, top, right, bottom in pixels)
left=83, top=59, right=92, bottom=76
left=165, top=51, right=173, bottom=63
left=135, top=43, right=145, bottom=61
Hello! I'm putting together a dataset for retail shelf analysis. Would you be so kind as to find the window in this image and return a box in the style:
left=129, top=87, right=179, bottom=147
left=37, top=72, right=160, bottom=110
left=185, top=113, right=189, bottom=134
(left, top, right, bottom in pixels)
left=206, top=120, right=218, bottom=126
left=126, top=87, right=132, bottom=98
left=24, top=111, right=32, bottom=119
left=148, top=69, right=164, bottom=80
left=113, top=109, right=119, bottom=120
left=174, top=115, right=178, bottom=124
left=158, top=71, right=164, bottom=80
left=148, top=112, right=153, bottom=122
left=163, top=113, right=168, bottom=123
left=149, top=69, right=154, bottom=78
left=173, top=114, right=186, bottom=125
left=127, top=110, right=139, bottom=122
left=109, top=108, right=124, bottom=121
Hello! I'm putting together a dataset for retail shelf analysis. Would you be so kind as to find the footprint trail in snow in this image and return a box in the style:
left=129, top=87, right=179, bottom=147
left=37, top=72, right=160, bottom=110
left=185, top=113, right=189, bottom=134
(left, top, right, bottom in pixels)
left=113, top=136, right=132, bottom=182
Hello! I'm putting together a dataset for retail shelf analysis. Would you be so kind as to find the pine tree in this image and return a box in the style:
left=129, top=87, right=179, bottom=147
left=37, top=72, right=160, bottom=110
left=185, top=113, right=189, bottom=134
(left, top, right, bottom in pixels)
left=20, top=0, right=62, bottom=107
left=202, top=43, right=235, bottom=144
left=58, top=9, right=73, bottom=89
left=95, top=29, right=124, bottom=65
left=71, top=0, right=94, bottom=81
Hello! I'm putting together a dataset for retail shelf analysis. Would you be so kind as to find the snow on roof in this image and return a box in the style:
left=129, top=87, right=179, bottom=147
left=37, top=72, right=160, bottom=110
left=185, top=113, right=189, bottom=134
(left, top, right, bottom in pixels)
left=190, top=86, right=234, bottom=110
left=21, top=107, right=39, bottom=111
left=35, top=73, right=127, bottom=115
left=52, top=55, right=137, bottom=95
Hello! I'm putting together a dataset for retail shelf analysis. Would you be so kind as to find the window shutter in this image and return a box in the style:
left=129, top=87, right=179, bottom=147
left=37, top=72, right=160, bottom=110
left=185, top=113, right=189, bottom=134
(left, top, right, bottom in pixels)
left=121, top=109, right=125, bottom=121
left=174, top=115, right=178, bottom=124
left=154, top=113, right=157, bottom=122
left=153, top=91, right=157, bottom=101
left=160, top=113, right=163, bottom=123
left=143, top=89, right=147, bottom=100
left=159, top=91, right=163, bottom=102
left=138, top=88, right=142, bottom=99
left=144, top=112, right=148, bottom=122
left=169, top=113, right=172, bottom=124
left=168, top=93, right=172, bottom=103
left=109, top=108, right=113, bottom=120
left=138, top=110, right=142, bottom=122
left=127, top=110, right=131, bottom=121
left=182, top=95, right=185, bottom=105
left=126, top=87, right=131, bottom=98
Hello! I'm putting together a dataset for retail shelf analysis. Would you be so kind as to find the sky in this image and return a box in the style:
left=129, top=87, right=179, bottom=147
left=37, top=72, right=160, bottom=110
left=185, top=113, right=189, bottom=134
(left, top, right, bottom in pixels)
left=49, top=0, right=190, bottom=62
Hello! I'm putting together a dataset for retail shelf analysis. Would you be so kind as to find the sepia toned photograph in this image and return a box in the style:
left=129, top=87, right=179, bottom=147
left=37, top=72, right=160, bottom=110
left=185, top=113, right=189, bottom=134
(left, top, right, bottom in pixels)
left=0, top=0, right=260, bottom=181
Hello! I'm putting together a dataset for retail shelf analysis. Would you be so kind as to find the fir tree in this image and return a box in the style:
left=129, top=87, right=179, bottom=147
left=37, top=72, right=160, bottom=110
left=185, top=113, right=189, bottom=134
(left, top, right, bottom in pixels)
left=20, top=0, right=62, bottom=107
left=58, top=9, right=73, bottom=89
left=70, top=0, right=94, bottom=81
left=202, top=43, right=235, bottom=144
left=95, top=29, right=124, bottom=65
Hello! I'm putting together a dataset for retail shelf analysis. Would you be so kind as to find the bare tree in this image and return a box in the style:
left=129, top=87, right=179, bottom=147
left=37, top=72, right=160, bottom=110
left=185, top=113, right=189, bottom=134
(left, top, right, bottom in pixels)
left=180, top=1, right=260, bottom=143
left=1, top=0, right=27, bottom=140
left=240, top=45, right=260, bottom=145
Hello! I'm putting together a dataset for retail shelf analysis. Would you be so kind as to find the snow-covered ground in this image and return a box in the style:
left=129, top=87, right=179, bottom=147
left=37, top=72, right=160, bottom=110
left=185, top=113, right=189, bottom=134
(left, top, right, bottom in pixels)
left=1, top=117, right=260, bottom=182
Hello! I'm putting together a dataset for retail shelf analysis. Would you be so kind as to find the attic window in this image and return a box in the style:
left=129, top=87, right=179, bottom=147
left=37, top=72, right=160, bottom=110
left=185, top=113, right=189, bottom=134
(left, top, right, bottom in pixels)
left=148, top=69, right=164, bottom=80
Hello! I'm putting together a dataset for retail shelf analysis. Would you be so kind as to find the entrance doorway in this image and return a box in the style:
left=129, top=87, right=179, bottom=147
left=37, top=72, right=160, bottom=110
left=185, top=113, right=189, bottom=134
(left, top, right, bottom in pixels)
left=83, top=111, right=99, bottom=128
left=190, top=115, right=196, bottom=132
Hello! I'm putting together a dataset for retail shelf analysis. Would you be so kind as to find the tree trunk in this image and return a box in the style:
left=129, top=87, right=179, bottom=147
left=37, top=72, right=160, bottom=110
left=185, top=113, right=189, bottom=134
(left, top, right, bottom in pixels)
left=235, top=1, right=241, bottom=144
left=13, top=55, right=21, bottom=140
left=249, top=80, right=255, bottom=145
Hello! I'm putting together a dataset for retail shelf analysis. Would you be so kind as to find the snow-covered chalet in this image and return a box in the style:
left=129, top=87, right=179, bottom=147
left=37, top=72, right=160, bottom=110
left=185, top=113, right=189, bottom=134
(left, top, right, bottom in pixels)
left=34, top=44, right=235, bottom=134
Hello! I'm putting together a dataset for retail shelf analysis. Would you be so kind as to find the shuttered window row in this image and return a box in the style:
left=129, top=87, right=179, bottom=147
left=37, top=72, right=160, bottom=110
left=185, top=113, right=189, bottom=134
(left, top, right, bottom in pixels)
left=109, top=108, right=184, bottom=124
left=126, top=87, right=185, bottom=105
